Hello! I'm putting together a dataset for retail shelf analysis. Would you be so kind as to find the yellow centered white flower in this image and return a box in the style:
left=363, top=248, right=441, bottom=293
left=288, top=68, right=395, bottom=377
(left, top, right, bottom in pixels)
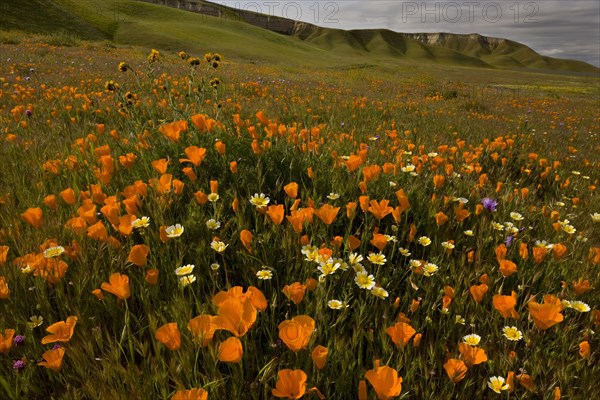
left=399, top=247, right=411, bottom=257
left=464, top=230, right=474, bottom=236
left=207, top=193, right=219, bottom=202
left=43, top=246, right=65, bottom=258
left=354, top=271, right=376, bottom=290
left=555, top=201, right=565, bottom=207
left=535, top=240, right=554, bottom=249
left=249, top=193, right=270, bottom=208
left=462, top=334, right=481, bottom=346
left=418, top=236, right=432, bottom=246
left=318, top=259, right=340, bottom=276
left=348, top=252, right=364, bottom=265
left=409, top=259, right=422, bottom=269
left=175, top=264, right=195, bottom=276
left=591, top=213, right=600, bottom=223
left=210, top=263, right=220, bottom=271
left=210, top=240, right=228, bottom=253
left=370, top=287, right=389, bottom=299
left=327, top=193, right=340, bottom=200
left=441, top=241, right=455, bottom=250
left=562, top=224, right=576, bottom=234
left=401, top=164, right=416, bottom=172
left=367, top=252, right=387, bottom=265
left=178, top=275, right=196, bottom=287
left=570, top=301, right=590, bottom=313
left=165, top=223, right=184, bottom=238
left=27, top=315, right=44, bottom=329
left=487, top=376, right=509, bottom=393
left=352, top=263, right=367, bottom=274
left=491, top=222, right=504, bottom=231
left=205, top=219, right=220, bottom=230
left=510, top=212, right=524, bottom=221
left=256, top=269, right=273, bottom=280
left=502, top=326, right=523, bottom=341
left=328, top=299, right=344, bottom=309
left=423, top=262, right=439, bottom=277
left=132, top=216, right=150, bottom=228
left=455, top=315, right=466, bottom=325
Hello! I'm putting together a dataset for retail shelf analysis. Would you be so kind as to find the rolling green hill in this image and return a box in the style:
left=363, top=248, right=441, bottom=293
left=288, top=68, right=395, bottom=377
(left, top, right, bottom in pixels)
left=1, top=0, right=597, bottom=73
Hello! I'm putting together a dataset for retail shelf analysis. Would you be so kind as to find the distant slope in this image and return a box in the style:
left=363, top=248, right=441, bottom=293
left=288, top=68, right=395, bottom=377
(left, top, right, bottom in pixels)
left=1, top=0, right=597, bottom=73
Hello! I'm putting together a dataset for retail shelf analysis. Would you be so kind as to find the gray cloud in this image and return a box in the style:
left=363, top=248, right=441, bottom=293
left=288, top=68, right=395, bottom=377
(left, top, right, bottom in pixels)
left=218, top=0, right=600, bottom=66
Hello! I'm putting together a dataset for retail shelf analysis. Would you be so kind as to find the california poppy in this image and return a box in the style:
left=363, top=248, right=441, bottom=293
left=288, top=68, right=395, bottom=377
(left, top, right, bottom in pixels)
left=0, top=247, right=7, bottom=264
left=458, top=343, right=488, bottom=366
left=179, top=146, right=206, bottom=167
left=312, top=345, right=328, bottom=370
left=516, top=373, right=535, bottom=392
left=172, top=388, right=209, bottom=400
left=87, top=221, right=108, bottom=242
left=443, top=358, right=468, bottom=383
left=284, top=182, right=299, bottom=199
left=552, top=243, right=567, bottom=259
left=218, top=336, right=243, bottom=363
left=60, top=188, right=77, bottom=205
left=240, top=230, right=252, bottom=253
left=499, top=259, right=517, bottom=278
left=469, top=284, right=488, bottom=303
left=0, top=276, right=9, bottom=299
left=128, top=244, right=150, bottom=267
left=286, top=211, right=305, bottom=233
left=365, top=361, right=403, bottom=399
left=579, top=341, right=590, bottom=358
left=145, top=269, right=159, bottom=285
left=573, top=278, right=593, bottom=295
left=41, top=316, right=78, bottom=344
left=155, top=322, right=180, bottom=351
left=159, top=120, right=187, bottom=142
left=433, top=174, right=445, bottom=189
left=385, top=322, right=416, bottom=349
left=151, top=158, right=169, bottom=174
left=267, top=204, right=285, bottom=225
left=216, top=296, right=258, bottom=337
left=21, top=207, right=43, bottom=228
left=314, top=204, right=340, bottom=225
left=101, top=272, right=130, bottom=300
left=187, top=315, right=222, bottom=346
left=435, top=212, right=449, bottom=226
left=0, top=329, right=15, bottom=353
left=368, top=199, right=393, bottom=220
left=533, top=247, right=548, bottom=264
left=528, top=295, right=564, bottom=330
left=492, top=291, right=519, bottom=319
left=272, top=369, right=307, bottom=399
left=282, top=282, right=307, bottom=305
left=278, top=315, right=315, bottom=352
left=38, top=347, right=65, bottom=372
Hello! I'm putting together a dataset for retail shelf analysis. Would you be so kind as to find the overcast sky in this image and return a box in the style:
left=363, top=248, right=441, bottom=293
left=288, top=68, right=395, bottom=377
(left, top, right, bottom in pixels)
left=217, top=1, right=600, bottom=66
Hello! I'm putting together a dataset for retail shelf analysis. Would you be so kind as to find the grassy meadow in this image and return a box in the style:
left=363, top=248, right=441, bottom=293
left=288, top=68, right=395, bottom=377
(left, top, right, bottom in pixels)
left=0, top=27, right=599, bottom=400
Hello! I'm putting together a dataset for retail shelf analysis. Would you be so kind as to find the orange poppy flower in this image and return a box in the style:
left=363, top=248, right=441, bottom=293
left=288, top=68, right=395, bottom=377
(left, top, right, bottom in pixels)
left=365, top=361, right=403, bottom=400
left=172, top=388, right=209, bottom=400
left=314, top=204, right=340, bottom=225
left=0, top=329, right=15, bottom=353
left=433, top=174, right=445, bottom=189
left=345, top=155, right=363, bottom=172
left=495, top=244, right=507, bottom=262
left=499, top=259, right=517, bottom=278
left=528, top=295, right=564, bottom=330
left=38, top=347, right=65, bottom=372
left=60, top=188, right=77, bottom=205
left=455, top=204, right=470, bottom=222
left=579, top=341, right=590, bottom=358
left=284, top=182, right=299, bottom=199
left=395, top=189, right=410, bottom=213
left=368, top=199, right=393, bottom=220
left=267, top=204, right=285, bottom=225
left=443, top=358, right=468, bottom=383
left=572, top=278, right=593, bottom=295
left=22, top=207, right=43, bottom=228
left=145, top=269, right=159, bottom=285
left=179, top=146, right=206, bottom=167
left=458, top=343, right=488, bottom=366
left=469, top=284, right=488, bottom=303
left=187, top=315, right=222, bottom=346
left=554, top=387, right=561, bottom=400
left=370, top=233, right=388, bottom=251
left=552, top=243, right=567, bottom=260
left=229, top=161, right=238, bottom=174
left=127, top=245, right=150, bottom=267
left=519, top=243, right=529, bottom=260
left=348, top=235, right=361, bottom=251
left=516, top=373, right=535, bottom=392
left=278, top=315, right=315, bottom=352
left=282, top=282, right=307, bottom=305
left=312, top=345, right=328, bottom=370
left=151, top=158, right=169, bottom=174
left=385, top=321, right=416, bottom=349
left=216, top=296, right=258, bottom=337
left=101, top=272, right=130, bottom=300
left=533, top=247, right=548, bottom=264
left=117, top=214, right=136, bottom=236
left=218, top=336, right=243, bottom=363
left=155, top=322, right=180, bottom=351
left=492, top=291, right=519, bottom=319
left=159, top=120, right=187, bottom=142
left=214, top=140, right=226, bottom=155
left=87, top=221, right=108, bottom=242
left=43, top=194, right=58, bottom=210
left=435, top=211, right=449, bottom=226
left=0, top=246, right=7, bottom=265
left=240, top=230, right=252, bottom=253
left=213, top=286, right=268, bottom=313
left=0, top=276, right=9, bottom=299
left=191, top=113, right=209, bottom=131
left=286, top=211, right=305, bottom=233
left=272, top=369, right=307, bottom=399
left=41, top=316, right=78, bottom=344
left=506, top=371, right=515, bottom=392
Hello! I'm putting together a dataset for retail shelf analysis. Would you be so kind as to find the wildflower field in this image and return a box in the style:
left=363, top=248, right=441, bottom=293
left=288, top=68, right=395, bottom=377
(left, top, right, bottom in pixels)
left=0, top=39, right=598, bottom=399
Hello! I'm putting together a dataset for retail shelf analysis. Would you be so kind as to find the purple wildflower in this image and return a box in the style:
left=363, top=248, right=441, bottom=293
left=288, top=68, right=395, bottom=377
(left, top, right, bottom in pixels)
left=13, top=360, right=26, bottom=370
left=481, top=198, right=498, bottom=212
left=52, top=344, right=62, bottom=350
left=25, top=109, right=32, bottom=117
left=505, top=236, right=515, bottom=247
left=13, top=335, right=25, bottom=346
